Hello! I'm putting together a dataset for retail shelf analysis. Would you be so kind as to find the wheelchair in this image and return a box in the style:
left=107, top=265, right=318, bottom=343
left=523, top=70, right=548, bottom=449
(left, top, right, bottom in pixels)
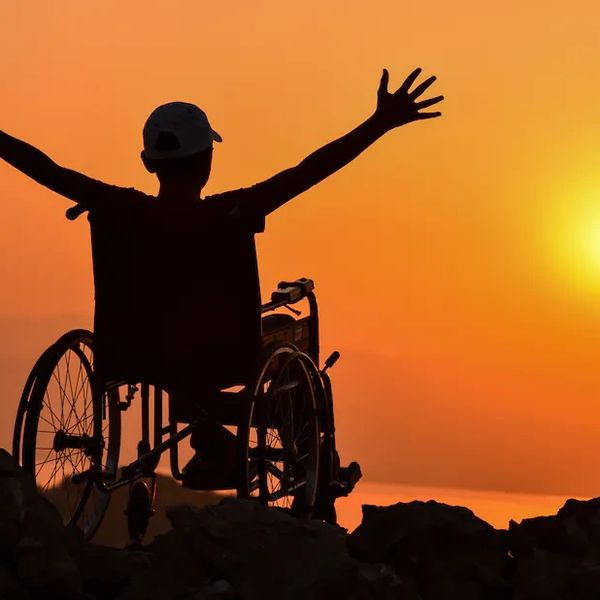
left=12, top=276, right=361, bottom=542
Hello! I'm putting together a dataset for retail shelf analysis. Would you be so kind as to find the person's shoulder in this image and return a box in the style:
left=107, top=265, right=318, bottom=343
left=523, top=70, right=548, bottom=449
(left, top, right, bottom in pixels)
left=203, top=188, right=246, bottom=207
left=105, top=185, right=154, bottom=203
left=89, top=185, right=155, bottom=214
left=82, top=184, right=157, bottom=222
left=202, top=189, right=265, bottom=234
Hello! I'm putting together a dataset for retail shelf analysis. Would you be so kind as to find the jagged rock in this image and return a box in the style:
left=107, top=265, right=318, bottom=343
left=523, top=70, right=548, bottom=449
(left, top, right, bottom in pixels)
left=163, top=499, right=350, bottom=599
left=116, top=575, right=216, bottom=600
left=0, top=449, right=84, bottom=598
left=509, top=515, right=558, bottom=557
left=0, top=459, right=25, bottom=559
left=8, top=445, right=600, bottom=599
left=512, top=551, right=600, bottom=599
left=348, top=500, right=510, bottom=599
left=509, top=498, right=600, bottom=599
left=509, top=498, right=600, bottom=559
left=554, top=498, right=600, bottom=560
left=157, top=498, right=416, bottom=600
left=0, top=566, right=31, bottom=600
left=114, top=542, right=216, bottom=600
left=354, top=562, right=410, bottom=599
left=76, top=544, right=150, bottom=599
left=16, top=536, right=83, bottom=598
left=203, top=579, right=237, bottom=599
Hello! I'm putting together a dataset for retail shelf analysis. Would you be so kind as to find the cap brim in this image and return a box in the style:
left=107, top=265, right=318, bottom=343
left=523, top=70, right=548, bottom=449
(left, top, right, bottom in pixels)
left=211, top=130, right=223, bottom=143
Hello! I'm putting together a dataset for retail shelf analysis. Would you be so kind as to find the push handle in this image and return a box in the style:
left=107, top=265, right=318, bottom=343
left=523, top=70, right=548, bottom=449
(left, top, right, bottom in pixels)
left=321, top=351, right=340, bottom=373
left=65, top=204, right=88, bottom=221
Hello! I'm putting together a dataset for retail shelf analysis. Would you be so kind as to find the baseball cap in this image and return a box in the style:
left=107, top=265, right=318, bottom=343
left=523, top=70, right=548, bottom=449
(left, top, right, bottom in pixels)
left=143, top=101, right=223, bottom=160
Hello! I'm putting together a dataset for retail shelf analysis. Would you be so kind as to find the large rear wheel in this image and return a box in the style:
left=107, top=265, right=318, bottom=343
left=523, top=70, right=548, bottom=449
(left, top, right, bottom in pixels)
left=237, top=344, right=321, bottom=517
left=19, top=330, right=121, bottom=539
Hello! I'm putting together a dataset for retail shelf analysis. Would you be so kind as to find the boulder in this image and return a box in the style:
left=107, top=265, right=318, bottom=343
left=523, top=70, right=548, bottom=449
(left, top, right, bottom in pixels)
left=0, top=449, right=84, bottom=598
left=9, top=444, right=600, bottom=599
left=348, top=500, right=511, bottom=599
left=0, top=450, right=26, bottom=559
left=509, top=497, right=600, bottom=599
left=152, top=498, right=415, bottom=600
left=0, top=566, right=31, bottom=600
left=76, top=543, right=150, bottom=600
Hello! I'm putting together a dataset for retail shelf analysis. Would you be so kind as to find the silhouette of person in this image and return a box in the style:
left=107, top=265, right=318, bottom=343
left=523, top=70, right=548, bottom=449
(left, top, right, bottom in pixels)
left=0, top=68, right=443, bottom=486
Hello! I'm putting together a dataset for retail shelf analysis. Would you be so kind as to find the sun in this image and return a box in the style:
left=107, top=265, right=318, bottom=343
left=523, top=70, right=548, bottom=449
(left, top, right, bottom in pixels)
left=572, top=212, right=600, bottom=268
left=551, top=195, right=600, bottom=296
left=588, top=220, right=600, bottom=266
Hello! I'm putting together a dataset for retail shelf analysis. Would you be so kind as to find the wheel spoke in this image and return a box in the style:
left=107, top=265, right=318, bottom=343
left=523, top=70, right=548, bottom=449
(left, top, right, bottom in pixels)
left=23, top=334, right=119, bottom=539
left=63, top=449, right=81, bottom=475
left=70, top=351, right=86, bottom=418
left=66, top=351, right=79, bottom=412
left=62, top=451, right=77, bottom=511
left=243, top=352, right=319, bottom=513
left=64, top=354, right=90, bottom=432
left=59, top=369, right=79, bottom=432
left=38, top=413, right=58, bottom=431
left=42, top=390, right=61, bottom=429
left=269, top=478, right=306, bottom=501
left=80, top=384, right=93, bottom=434
left=35, top=447, right=56, bottom=472
left=42, top=454, right=67, bottom=491
left=266, top=462, right=285, bottom=479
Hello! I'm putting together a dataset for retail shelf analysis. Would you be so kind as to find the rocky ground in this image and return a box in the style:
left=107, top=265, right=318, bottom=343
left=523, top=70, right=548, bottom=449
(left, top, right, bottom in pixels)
left=2, top=448, right=600, bottom=599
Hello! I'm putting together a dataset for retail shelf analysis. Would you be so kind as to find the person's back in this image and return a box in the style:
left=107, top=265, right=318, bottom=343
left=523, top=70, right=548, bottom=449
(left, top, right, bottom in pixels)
left=89, top=182, right=265, bottom=391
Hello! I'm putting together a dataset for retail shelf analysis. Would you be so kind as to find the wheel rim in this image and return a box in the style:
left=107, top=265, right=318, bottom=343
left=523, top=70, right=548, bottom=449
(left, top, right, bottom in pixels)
left=243, top=348, right=320, bottom=513
left=23, top=333, right=120, bottom=537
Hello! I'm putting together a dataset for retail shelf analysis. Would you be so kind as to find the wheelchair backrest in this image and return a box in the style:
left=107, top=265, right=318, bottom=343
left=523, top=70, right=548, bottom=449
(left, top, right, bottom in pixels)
left=88, top=202, right=263, bottom=391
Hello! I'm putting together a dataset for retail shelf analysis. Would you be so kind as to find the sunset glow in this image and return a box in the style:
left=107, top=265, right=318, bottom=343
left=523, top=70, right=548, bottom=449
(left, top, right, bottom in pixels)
left=1, top=0, right=600, bottom=498
left=548, top=187, right=600, bottom=296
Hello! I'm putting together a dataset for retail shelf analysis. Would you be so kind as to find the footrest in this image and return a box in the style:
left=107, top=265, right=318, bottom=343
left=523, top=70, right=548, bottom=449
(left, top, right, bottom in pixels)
left=329, top=461, right=362, bottom=498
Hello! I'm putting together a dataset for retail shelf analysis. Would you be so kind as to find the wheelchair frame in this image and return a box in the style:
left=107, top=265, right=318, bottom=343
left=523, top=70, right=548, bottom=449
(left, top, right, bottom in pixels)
left=12, top=278, right=355, bottom=542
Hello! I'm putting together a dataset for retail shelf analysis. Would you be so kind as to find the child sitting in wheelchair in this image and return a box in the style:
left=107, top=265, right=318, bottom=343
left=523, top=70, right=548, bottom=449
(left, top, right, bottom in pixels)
left=1, top=68, right=443, bottom=490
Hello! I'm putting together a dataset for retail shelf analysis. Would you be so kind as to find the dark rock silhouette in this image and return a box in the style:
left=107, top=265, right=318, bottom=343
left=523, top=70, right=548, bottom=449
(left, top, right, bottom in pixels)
left=4, top=447, right=600, bottom=599
left=508, top=498, right=600, bottom=600
left=0, top=448, right=83, bottom=598
left=349, top=501, right=511, bottom=598
left=137, top=501, right=405, bottom=600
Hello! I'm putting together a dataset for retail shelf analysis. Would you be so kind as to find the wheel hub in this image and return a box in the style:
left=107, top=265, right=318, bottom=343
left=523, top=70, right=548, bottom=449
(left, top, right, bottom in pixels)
left=53, top=430, right=102, bottom=455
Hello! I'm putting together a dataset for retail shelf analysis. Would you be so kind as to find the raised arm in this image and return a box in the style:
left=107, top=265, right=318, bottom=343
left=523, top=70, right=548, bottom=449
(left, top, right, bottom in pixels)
left=0, top=129, right=109, bottom=205
left=235, top=67, right=444, bottom=216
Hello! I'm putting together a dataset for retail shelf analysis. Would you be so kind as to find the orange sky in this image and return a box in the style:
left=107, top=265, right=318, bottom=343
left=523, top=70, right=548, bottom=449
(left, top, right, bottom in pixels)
left=1, top=1, right=599, bottom=496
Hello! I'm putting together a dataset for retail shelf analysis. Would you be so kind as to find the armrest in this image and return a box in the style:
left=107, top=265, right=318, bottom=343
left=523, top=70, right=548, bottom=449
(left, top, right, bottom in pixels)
left=270, top=277, right=315, bottom=304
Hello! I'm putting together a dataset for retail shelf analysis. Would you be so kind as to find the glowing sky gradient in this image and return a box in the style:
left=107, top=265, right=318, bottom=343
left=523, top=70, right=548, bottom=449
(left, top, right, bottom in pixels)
left=1, top=1, right=599, bottom=495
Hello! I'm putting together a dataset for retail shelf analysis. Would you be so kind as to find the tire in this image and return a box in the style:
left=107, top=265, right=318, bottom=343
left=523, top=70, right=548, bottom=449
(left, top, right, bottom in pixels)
left=20, top=329, right=121, bottom=539
left=126, top=480, right=155, bottom=545
left=237, top=343, right=321, bottom=517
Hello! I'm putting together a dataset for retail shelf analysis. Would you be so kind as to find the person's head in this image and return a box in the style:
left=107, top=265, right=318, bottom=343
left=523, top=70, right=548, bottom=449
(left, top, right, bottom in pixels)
left=141, top=102, right=222, bottom=193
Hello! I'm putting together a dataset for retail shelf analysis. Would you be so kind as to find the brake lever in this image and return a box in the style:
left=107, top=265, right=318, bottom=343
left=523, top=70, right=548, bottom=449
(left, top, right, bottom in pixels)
left=283, top=304, right=301, bottom=316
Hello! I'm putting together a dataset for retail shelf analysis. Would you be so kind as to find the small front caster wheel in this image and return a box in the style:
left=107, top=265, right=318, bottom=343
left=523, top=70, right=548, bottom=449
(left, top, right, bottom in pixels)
left=125, top=480, right=155, bottom=546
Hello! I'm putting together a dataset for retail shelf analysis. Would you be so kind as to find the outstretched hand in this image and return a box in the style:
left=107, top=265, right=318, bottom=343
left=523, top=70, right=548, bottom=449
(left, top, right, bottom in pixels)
left=374, top=68, right=444, bottom=130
